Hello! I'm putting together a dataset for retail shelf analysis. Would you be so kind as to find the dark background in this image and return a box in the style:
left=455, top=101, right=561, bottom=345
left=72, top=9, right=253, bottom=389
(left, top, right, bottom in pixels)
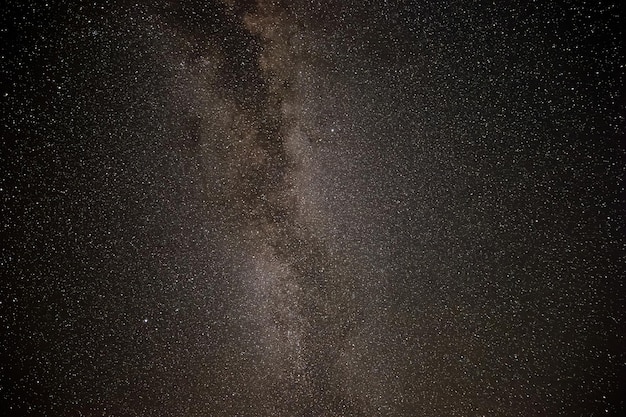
left=2, top=1, right=624, bottom=416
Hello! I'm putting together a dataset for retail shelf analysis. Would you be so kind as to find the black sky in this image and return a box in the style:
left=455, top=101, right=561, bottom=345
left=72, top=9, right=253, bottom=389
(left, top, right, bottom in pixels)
left=2, top=0, right=625, bottom=416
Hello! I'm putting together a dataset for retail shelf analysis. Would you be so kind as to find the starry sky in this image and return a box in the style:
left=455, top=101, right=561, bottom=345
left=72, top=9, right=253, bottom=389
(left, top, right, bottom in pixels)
left=1, top=0, right=625, bottom=416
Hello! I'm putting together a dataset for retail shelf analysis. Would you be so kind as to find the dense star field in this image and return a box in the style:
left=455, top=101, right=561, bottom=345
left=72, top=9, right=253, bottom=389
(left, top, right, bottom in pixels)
left=1, top=0, right=624, bottom=416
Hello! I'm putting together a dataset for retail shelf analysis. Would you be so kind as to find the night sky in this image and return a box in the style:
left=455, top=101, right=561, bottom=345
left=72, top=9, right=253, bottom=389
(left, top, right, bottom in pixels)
left=2, top=1, right=625, bottom=416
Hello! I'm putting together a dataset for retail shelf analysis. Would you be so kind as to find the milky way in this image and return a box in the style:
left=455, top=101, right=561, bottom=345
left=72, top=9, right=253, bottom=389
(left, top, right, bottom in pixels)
left=2, top=0, right=625, bottom=416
